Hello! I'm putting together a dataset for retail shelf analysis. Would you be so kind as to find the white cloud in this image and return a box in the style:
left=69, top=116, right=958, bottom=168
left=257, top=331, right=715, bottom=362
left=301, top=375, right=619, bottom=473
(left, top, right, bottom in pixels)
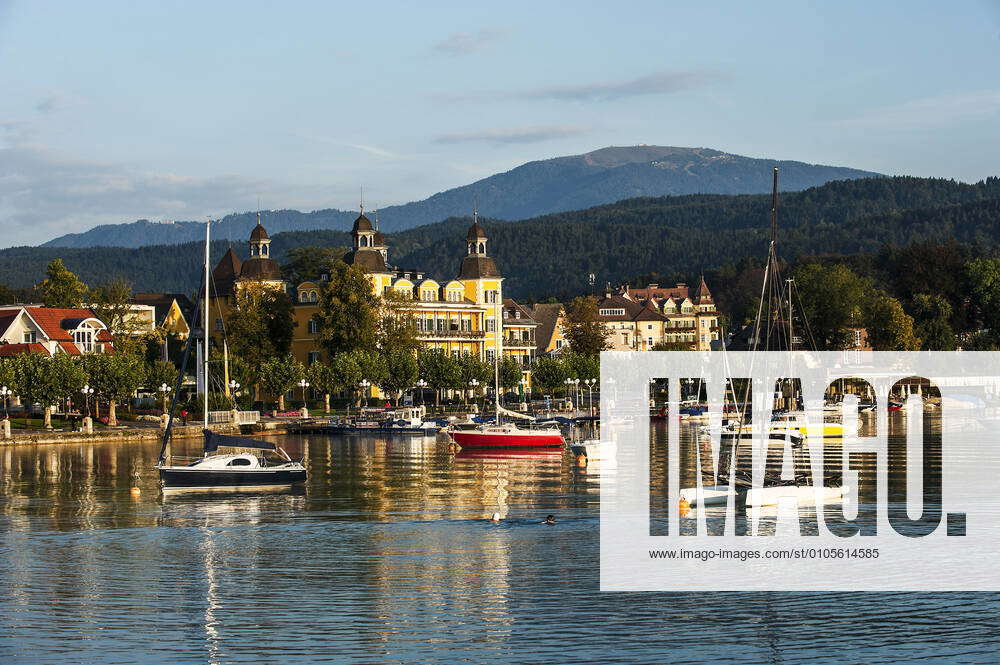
left=431, top=27, right=509, bottom=56
left=0, top=146, right=275, bottom=246
left=434, top=124, right=591, bottom=145
left=843, top=90, right=1000, bottom=130
left=435, top=70, right=720, bottom=103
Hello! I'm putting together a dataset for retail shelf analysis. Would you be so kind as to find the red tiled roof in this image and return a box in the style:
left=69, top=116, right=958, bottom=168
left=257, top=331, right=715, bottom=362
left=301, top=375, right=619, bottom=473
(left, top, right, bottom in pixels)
left=0, top=343, right=49, bottom=357
left=58, top=341, right=82, bottom=355
left=22, top=307, right=106, bottom=342
left=626, top=284, right=690, bottom=301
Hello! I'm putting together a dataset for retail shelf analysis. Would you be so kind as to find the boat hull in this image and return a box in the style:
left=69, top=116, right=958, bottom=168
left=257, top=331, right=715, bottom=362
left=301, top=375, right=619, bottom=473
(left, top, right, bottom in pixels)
left=158, top=467, right=307, bottom=489
left=450, top=430, right=564, bottom=449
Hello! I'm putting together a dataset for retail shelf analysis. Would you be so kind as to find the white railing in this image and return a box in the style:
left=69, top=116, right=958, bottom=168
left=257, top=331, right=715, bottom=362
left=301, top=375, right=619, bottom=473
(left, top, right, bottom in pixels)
left=206, top=410, right=261, bottom=425
left=207, top=411, right=232, bottom=425
left=235, top=411, right=260, bottom=425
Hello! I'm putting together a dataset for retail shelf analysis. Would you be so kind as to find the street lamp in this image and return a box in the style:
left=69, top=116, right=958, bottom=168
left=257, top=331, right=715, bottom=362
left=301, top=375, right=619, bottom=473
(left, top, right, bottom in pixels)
left=357, top=379, right=371, bottom=413
left=415, top=379, right=428, bottom=407
left=159, top=382, right=170, bottom=413
left=228, top=379, right=240, bottom=408
left=80, top=384, right=94, bottom=418
left=298, top=378, right=310, bottom=409
left=468, top=378, right=479, bottom=409
left=584, top=378, right=596, bottom=416
left=0, top=386, right=11, bottom=419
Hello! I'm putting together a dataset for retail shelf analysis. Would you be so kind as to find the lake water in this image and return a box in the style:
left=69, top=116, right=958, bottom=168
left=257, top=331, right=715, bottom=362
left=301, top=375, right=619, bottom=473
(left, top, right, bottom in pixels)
left=0, top=424, right=997, bottom=664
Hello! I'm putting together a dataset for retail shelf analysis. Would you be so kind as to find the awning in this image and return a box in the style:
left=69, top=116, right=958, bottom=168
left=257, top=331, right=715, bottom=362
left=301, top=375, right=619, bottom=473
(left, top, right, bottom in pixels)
left=203, top=430, right=277, bottom=453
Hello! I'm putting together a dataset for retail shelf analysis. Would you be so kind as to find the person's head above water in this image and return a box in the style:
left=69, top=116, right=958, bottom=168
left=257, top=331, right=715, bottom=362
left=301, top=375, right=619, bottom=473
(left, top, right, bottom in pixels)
left=543, top=514, right=556, bottom=524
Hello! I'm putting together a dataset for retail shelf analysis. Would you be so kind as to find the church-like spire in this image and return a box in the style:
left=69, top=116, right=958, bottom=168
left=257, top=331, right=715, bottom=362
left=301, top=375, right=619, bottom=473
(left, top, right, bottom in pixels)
left=249, top=211, right=270, bottom=257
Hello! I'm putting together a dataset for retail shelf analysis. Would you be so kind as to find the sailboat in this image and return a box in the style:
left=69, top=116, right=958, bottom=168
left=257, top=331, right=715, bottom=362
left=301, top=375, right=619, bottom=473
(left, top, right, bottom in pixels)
left=720, top=167, right=845, bottom=446
left=448, top=214, right=565, bottom=450
left=684, top=169, right=847, bottom=507
left=156, top=220, right=307, bottom=490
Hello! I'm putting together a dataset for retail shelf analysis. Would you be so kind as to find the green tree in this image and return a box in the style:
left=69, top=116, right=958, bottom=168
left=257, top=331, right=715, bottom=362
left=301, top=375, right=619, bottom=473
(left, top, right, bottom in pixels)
left=966, top=258, right=1000, bottom=335
left=281, top=246, right=346, bottom=286
left=651, top=341, right=691, bottom=351
left=562, top=352, right=599, bottom=381
left=88, top=277, right=150, bottom=356
left=355, top=350, right=388, bottom=405
left=227, top=283, right=296, bottom=366
left=530, top=356, right=568, bottom=395
left=259, top=355, right=304, bottom=411
left=380, top=349, right=419, bottom=405
left=499, top=356, right=522, bottom=393
left=307, top=361, right=340, bottom=413
left=146, top=360, right=179, bottom=411
left=51, top=354, right=87, bottom=419
left=417, top=349, right=461, bottom=407
left=82, top=353, right=146, bottom=426
left=865, top=294, right=921, bottom=351
left=794, top=263, right=869, bottom=349
left=911, top=294, right=956, bottom=351
left=314, top=261, right=380, bottom=355
left=329, top=351, right=364, bottom=407
left=562, top=297, right=611, bottom=355
left=12, top=354, right=62, bottom=428
left=38, top=259, right=88, bottom=309
left=379, top=291, right=422, bottom=355
left=458, top=354, right=491, bottom=402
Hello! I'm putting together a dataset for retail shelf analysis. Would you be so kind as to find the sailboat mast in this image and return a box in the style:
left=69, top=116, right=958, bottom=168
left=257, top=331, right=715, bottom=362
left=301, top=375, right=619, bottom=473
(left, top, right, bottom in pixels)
left=495, top=293, right=502, bottom=418
left=770, top=167, right=778, bottom=247
left=203, top=220, right=211, bottom=432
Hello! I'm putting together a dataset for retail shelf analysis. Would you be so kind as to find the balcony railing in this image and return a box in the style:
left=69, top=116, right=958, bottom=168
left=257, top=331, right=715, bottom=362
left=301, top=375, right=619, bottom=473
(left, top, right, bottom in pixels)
left=417, top=329, right=485, bottom=339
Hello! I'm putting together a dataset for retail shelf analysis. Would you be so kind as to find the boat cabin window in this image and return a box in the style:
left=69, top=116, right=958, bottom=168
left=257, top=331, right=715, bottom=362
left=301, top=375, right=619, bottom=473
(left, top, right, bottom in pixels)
left=227, top=458, right=253, bottom=466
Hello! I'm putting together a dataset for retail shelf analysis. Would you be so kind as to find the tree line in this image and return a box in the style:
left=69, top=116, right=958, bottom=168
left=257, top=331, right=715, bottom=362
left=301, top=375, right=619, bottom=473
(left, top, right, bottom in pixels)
left=3, top=175, right=1000, bottom=302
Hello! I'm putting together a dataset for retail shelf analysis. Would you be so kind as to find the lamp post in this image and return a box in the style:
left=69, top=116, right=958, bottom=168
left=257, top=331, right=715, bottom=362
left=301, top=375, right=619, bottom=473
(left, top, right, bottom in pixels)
left=518, top=377, right=528, bottom=410
left=158, top=382, right=170, bottom=413
left=298, top=379, right=310, bottom=409
left=468, top=378, right=479, bottom=411
left=0, top=385, right=11, bottom=419
left=584, top=378, right=596, bottom=416
left=80, top=384, right=94, bottom=418
left=358, top=379, right=371, bottom=413
left=415, top=379, right=428, bottom=408
left=228, top=380, right=240, bottom=409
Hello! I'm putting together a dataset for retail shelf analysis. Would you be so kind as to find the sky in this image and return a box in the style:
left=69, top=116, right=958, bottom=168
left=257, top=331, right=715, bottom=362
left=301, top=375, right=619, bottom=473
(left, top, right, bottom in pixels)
left=1, top=0, right=999, bottom=247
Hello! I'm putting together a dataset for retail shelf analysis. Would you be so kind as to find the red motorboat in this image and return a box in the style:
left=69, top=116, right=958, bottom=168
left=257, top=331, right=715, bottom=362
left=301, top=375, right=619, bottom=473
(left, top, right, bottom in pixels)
left=449, top=423, right=565, bottom=449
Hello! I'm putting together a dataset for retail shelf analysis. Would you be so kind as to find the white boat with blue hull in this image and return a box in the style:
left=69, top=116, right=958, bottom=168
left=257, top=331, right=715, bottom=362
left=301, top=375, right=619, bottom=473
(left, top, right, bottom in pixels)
left=158, top=431, right=307, bottom=490
left=155, top=219, right=307, bottom=492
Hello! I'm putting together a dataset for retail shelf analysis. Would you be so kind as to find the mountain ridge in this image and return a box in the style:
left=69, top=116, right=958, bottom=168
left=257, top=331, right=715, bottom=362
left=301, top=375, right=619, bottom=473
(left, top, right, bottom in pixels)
left=41, top=145, right=881, bottom=248
left=11, top=175, right=1000, bottom=300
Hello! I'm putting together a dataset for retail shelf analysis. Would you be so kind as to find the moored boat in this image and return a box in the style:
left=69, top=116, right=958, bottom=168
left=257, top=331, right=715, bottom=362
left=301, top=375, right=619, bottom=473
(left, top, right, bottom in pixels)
left=449, top=422, right=565, bottom=449
left=155, top=219, right=307, bottom=491
left=158, top=433, right=307, bottom=490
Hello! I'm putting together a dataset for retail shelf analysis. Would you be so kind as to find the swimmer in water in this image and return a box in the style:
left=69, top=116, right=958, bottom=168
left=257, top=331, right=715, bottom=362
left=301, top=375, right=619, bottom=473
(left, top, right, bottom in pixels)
left=542, top=515, right=556, bottom=525
left=489, top=512, right=501, bottom=523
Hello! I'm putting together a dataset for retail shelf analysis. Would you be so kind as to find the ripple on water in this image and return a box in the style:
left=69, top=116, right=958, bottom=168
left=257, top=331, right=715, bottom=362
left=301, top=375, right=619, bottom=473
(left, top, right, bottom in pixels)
left=0, top=431, right=998, bottom=664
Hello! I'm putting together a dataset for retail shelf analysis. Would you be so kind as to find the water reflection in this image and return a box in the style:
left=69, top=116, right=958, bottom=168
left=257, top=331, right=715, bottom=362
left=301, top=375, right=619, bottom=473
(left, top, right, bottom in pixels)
left=0, top=427, right=996, bottom=664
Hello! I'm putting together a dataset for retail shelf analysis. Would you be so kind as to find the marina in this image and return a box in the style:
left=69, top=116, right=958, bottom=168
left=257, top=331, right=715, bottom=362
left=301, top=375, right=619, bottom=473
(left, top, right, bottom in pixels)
left=0, top=417, right=995, bottom=663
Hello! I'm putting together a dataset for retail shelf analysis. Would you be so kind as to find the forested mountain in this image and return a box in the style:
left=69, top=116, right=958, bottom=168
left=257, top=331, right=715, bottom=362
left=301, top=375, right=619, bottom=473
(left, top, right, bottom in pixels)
left=6, top=175, right=1000, bottom=301
left=41, top=146, right=879, bottom=248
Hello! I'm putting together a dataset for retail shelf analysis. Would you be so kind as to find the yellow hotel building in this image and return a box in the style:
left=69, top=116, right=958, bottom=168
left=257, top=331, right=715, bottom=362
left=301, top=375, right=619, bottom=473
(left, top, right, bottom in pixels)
left=211, top=214, right=529, bottom=377
left=289, top=213, right=507, bottom=365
